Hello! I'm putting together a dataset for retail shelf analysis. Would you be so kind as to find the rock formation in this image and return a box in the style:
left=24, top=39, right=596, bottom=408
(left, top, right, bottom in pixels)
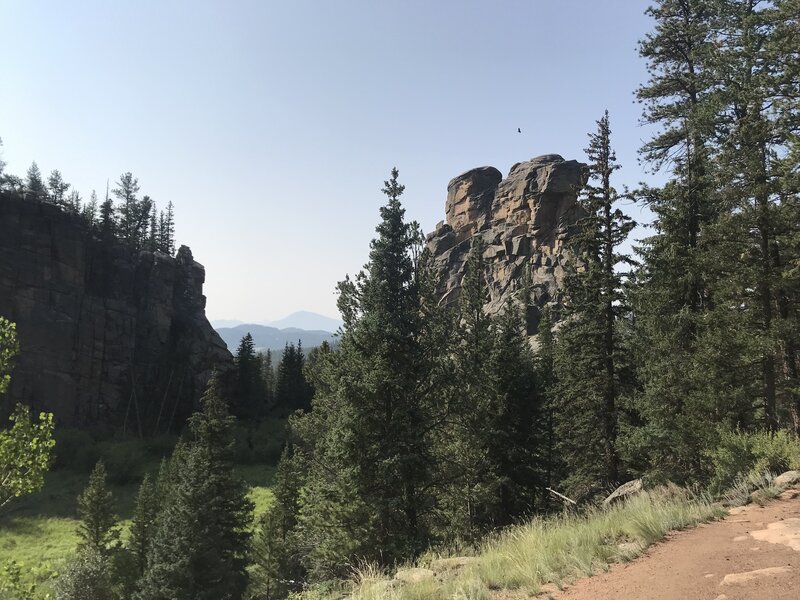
left=0, top=192, right=232, bottom=430
left=426, top=154, right=587, bottom=334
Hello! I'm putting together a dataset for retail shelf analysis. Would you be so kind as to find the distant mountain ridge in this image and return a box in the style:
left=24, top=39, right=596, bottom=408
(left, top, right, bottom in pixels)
left=211, top=311, right=342, bottom=333
left=267, top=311, right=343, bottom=332
left=215, top=323, right=337, bottom=354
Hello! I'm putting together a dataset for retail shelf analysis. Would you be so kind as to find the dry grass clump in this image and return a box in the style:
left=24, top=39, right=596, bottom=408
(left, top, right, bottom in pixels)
left=343, top=487, right=724, bottom=600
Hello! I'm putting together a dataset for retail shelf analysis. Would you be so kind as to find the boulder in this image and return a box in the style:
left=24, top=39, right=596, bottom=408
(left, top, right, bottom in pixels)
left=394, top=568, right=435, bottom=584
left=603, top=479, right=644, bottom=507
left=775, top=470, right=800, bottom=488
left=429, top=557, right=477, bottom=573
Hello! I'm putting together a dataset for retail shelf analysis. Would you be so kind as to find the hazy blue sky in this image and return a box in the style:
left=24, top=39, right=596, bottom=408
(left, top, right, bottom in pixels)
left=1, top=0, right=661, bottom=322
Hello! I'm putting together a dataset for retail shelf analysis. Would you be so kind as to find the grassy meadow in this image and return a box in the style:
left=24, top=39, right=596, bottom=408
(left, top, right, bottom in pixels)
left=0, top=421, right=285, bottom=596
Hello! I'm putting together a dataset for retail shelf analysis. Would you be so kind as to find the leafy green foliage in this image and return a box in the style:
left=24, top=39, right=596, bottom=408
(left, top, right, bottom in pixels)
left=706, top=428, right=800, bottom=494
left=0, top=405, right=55, bottom=510
left=0, top=317, right=56, bottom=511
left=1, top=559, right=56, bottom=600
left=0, top=316, right=19, bottom=395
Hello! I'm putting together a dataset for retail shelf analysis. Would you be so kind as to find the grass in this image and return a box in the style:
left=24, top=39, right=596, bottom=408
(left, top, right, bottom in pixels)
left=0, top=449, right=278, bottom=597
left=346, top=487, right=726, bottom=600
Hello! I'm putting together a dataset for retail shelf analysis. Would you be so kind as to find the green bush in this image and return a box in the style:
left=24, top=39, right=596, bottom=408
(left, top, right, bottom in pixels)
left=95, top=440, right=147, bottom=485
left=51, top=429, right=100, bottom=473
left=53, top=549, right=114, bottom=600
left=233, top=418, right=288, bottom=465
left=52, top=430, right=178, bottom=486
left=707, top=428, right=800, bottom=494
left=140, top=434, right=177, bottom=461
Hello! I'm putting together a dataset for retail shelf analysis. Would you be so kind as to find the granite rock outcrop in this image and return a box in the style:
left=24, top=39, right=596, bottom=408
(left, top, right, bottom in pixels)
left=0, top=192, right=232, bottom=430
left=426, top=154, right=587, bottom=334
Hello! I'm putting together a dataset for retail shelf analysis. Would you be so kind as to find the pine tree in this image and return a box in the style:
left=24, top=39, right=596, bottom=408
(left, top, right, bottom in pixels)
left=489, top=299, right=543, bottom=515
left=274, top=342, right=313, bottom=415
left=234, top=333, right=265, bottom=420
left=25, top=162, right=46, bottom=201
left=303, top=341, right=330, bottom=396
left=113, top=172, right=150, bottom=251
left=433, top=238, right=499, bottom=539
left=147, top=201, right=159, bottom=252
left=158, top=202, right=175, bottom=255
left=67, top=190, right=82, bottom=213
left=46, top=169, right=71, bottom=206
left=260, top=349, right=276, bottom=413
left=99, top=194, right=116, bottom=239
left=623, top=0, right=720, bottom=481
left=128, top=473, right=159, bottom=578
left=113, top=172, right=139, bottom=238
left=703, top=0, right=797, bottom=431
left=76, top=461, right=119, bottom=556
left=54, top=548, right=116, bottom=600
left=292, top=168, right=434, bottom=578
left=82, top=191, right=99, bottom=226
left=135, top=373, right=253, bottom=600
left=140, top=196, right=154, bottom=248
left=250, top=447, right=304, bottom=599
left=536, top=304, right=559, bottom=493
left=553, top=112, right=635, bottom=497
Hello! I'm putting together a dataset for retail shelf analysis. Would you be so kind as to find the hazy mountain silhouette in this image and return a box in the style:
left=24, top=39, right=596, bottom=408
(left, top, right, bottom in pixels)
left=266, top=311, right=343, bottom=331
left=211, top=311, right=342, bottom=333
left=215, top=323, right=336, bottom=353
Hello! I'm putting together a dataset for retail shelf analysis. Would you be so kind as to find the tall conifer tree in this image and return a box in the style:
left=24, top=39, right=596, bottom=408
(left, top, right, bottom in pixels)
left=292, top=168, right=434, bottom=578
left=25, top=162, right=46, bottom=201
left=628, top=0, right=724, bottom=479
left=136, top=374, right=253, bottom=600
left=553, top=112, right=635, bottom=497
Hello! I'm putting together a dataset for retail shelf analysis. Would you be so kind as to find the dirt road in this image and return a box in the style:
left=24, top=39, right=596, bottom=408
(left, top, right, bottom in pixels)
left=551, top=489, right=800, bottom=600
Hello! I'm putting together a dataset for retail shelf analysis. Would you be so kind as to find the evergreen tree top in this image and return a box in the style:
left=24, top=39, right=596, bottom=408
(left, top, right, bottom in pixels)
left=188, top=371, right=236, bottom=458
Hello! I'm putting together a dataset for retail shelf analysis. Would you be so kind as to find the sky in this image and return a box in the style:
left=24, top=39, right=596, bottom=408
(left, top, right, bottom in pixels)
left=0, top=0, right=663, bottom=322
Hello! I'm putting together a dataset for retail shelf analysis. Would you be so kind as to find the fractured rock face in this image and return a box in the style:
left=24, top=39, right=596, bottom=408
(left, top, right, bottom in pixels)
left=426, top=154, right=587, bottom=334
left=0, top=193, right=232, bottom=430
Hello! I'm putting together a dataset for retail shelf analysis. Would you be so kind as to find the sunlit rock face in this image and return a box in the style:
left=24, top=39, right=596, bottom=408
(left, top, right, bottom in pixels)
left=0, top=192, right=232, bottom=429
left=426, top=154, right=587, bottom=334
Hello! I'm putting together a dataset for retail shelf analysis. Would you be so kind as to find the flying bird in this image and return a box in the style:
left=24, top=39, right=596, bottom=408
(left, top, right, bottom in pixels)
left=518, top=128, right=521, bottom=133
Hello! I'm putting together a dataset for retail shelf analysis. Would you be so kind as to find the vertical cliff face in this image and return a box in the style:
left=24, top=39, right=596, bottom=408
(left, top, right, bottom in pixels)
left=0, top=193, right=232, bottom=430
left=426, top=154, right=587, bottom=333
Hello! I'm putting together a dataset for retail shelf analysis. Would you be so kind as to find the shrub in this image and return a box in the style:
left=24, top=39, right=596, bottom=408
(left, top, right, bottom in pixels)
left=52, top=429, right=99, bottom=472
left=141, top=434, right=177, bottom=460
left=0, top=559, right=56, bottom=600
left=233, top=418, right=288, bottom=465
left=95, top=441, right=147, bottom=485
left=53, top=549, right=115, bottom=600
left=707, top=428, right=800, bottom=494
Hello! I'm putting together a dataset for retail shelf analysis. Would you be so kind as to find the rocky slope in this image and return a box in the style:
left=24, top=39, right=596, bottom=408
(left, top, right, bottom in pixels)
left=426, top=154, right=587, bottom=334
left=0, top=192, right=232, bottom=430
